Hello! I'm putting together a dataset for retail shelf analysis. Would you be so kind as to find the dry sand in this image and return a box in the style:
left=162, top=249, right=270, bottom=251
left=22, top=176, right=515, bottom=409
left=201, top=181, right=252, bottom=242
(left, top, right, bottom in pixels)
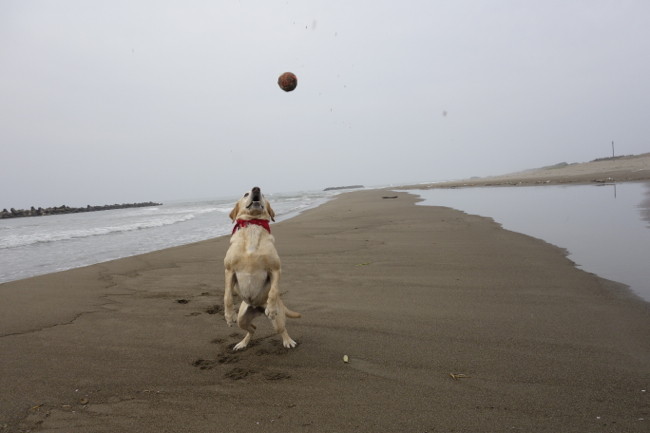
left=401, top=152, right=650, bottom=189
left=1, top=162, right=650, bottom=432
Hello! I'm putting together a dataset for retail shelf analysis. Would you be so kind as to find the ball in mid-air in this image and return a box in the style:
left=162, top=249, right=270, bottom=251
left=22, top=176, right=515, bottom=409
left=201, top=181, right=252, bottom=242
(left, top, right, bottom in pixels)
left=278, top=72, right=298, bottom=92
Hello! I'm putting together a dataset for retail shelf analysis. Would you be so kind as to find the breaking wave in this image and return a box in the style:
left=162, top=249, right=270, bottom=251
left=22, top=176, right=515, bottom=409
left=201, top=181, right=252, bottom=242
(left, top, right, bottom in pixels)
left=0, top=213, right=197, bottom=250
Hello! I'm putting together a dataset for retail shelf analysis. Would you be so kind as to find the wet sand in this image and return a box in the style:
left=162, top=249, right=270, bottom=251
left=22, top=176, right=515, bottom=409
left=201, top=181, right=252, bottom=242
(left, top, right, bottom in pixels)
left=1, top=172, right=650, bottom=431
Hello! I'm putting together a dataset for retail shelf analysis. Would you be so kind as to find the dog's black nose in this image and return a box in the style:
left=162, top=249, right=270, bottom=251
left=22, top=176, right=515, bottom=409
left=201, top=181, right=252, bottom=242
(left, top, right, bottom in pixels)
left=251, top=186, right=261, bottom=201
left=252, top=187, right=260, bottom=193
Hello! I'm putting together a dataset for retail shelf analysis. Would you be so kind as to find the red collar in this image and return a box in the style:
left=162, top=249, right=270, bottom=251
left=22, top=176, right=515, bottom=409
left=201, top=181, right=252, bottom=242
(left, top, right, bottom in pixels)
left=232, top=219, right=271, bottom=235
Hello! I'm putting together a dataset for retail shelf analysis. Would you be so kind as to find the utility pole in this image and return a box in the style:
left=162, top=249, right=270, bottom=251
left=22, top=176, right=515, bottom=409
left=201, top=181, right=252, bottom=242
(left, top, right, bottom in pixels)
left=612, top=141, right=615, bottom=157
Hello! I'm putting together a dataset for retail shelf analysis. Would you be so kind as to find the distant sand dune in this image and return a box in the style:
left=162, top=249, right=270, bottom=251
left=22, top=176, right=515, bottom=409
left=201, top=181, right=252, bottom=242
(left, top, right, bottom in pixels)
left=402, top=152, right=650, bottom=189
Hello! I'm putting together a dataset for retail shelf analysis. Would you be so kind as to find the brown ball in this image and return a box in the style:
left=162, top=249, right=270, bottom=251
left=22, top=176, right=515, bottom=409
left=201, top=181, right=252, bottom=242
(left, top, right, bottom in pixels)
left=278, top=72, right=298, bottom=92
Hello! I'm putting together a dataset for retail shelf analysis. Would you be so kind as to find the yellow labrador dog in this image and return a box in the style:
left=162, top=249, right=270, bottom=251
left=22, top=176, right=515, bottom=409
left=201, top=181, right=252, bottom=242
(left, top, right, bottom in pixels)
left=224, top=186, right=301, bottom=351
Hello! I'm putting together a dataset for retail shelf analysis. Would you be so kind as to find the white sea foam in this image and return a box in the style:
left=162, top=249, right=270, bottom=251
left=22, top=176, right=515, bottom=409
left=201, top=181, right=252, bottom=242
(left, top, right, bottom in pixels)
left=0, top=213, right=197, bottom=249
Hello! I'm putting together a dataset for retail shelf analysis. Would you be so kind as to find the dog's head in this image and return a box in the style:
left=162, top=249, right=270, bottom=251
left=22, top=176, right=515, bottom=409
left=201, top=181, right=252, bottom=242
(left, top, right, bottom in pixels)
left=229, top=186, right=276, bottom=222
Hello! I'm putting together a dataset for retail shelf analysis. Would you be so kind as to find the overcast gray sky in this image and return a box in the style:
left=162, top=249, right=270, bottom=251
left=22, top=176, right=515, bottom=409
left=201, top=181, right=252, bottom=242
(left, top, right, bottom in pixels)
left=2, top=1, right=649, bottom=208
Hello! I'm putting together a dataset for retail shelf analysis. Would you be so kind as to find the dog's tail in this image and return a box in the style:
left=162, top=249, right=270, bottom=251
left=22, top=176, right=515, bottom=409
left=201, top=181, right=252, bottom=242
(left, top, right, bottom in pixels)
left=285, top=308, right=301, bottom=319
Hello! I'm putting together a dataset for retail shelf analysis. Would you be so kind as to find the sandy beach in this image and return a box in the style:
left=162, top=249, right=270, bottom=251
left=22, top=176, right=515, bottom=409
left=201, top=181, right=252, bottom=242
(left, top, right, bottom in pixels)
left=2, top=161, right=650, bottom=432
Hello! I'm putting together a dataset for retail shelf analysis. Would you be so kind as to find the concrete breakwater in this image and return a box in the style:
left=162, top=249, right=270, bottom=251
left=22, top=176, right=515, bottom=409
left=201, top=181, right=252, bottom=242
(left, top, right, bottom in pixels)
left=1, top=202, right=162, bottom=219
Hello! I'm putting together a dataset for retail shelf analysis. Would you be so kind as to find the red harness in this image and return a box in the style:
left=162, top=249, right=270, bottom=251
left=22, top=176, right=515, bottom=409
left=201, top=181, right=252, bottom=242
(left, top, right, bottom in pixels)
left=231, top=219, right=271, bottom=235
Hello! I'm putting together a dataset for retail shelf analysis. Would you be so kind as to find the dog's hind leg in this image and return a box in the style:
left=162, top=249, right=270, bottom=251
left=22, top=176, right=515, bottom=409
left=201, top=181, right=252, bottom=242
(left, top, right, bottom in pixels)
left=278, top=329, right=297, bottom=349
left=233, top=302, right=263, bottom=351
left=267, top=299, right=297, bottom=349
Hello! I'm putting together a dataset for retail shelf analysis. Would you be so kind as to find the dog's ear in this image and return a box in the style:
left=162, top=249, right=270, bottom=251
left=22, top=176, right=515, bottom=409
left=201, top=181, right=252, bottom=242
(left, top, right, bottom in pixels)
left=266, top=199, right=275, bottom=222
left=229, top=201, right=240, bottom=222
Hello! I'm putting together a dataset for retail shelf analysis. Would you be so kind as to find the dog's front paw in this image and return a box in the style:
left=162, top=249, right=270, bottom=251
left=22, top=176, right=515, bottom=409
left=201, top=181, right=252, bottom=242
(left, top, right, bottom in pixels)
left=224, top=309, right=237, bottom=326
left=265, top=304, right=278, bottom=320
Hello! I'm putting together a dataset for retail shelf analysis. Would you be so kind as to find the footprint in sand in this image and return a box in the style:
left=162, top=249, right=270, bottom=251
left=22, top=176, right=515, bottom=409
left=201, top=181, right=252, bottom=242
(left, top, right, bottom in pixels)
left=224, top=367, right=257, bottom=380
left=192, top=333, right=294, bottom=381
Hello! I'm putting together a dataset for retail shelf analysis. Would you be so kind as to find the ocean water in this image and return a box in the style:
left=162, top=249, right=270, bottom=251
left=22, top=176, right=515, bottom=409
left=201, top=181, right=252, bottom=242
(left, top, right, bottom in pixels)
left=0, top=189, right=347, bottom=284
left=407, top=181, right=650, bottom=302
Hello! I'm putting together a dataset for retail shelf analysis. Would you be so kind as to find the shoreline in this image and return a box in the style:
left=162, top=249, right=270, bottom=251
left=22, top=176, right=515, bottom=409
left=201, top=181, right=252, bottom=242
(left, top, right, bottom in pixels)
left=1, top=185, right=649, bottom=431
left=407, top=182, right=650, bottom=304
left=0, top=194, right=336, bottom=286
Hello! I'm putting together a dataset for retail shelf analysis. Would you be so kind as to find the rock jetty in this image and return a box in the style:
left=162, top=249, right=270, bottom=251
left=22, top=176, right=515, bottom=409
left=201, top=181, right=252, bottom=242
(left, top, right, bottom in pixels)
left=1, top=202, right=162, bottom=219
left=323, top=185, right=364, bottom=191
